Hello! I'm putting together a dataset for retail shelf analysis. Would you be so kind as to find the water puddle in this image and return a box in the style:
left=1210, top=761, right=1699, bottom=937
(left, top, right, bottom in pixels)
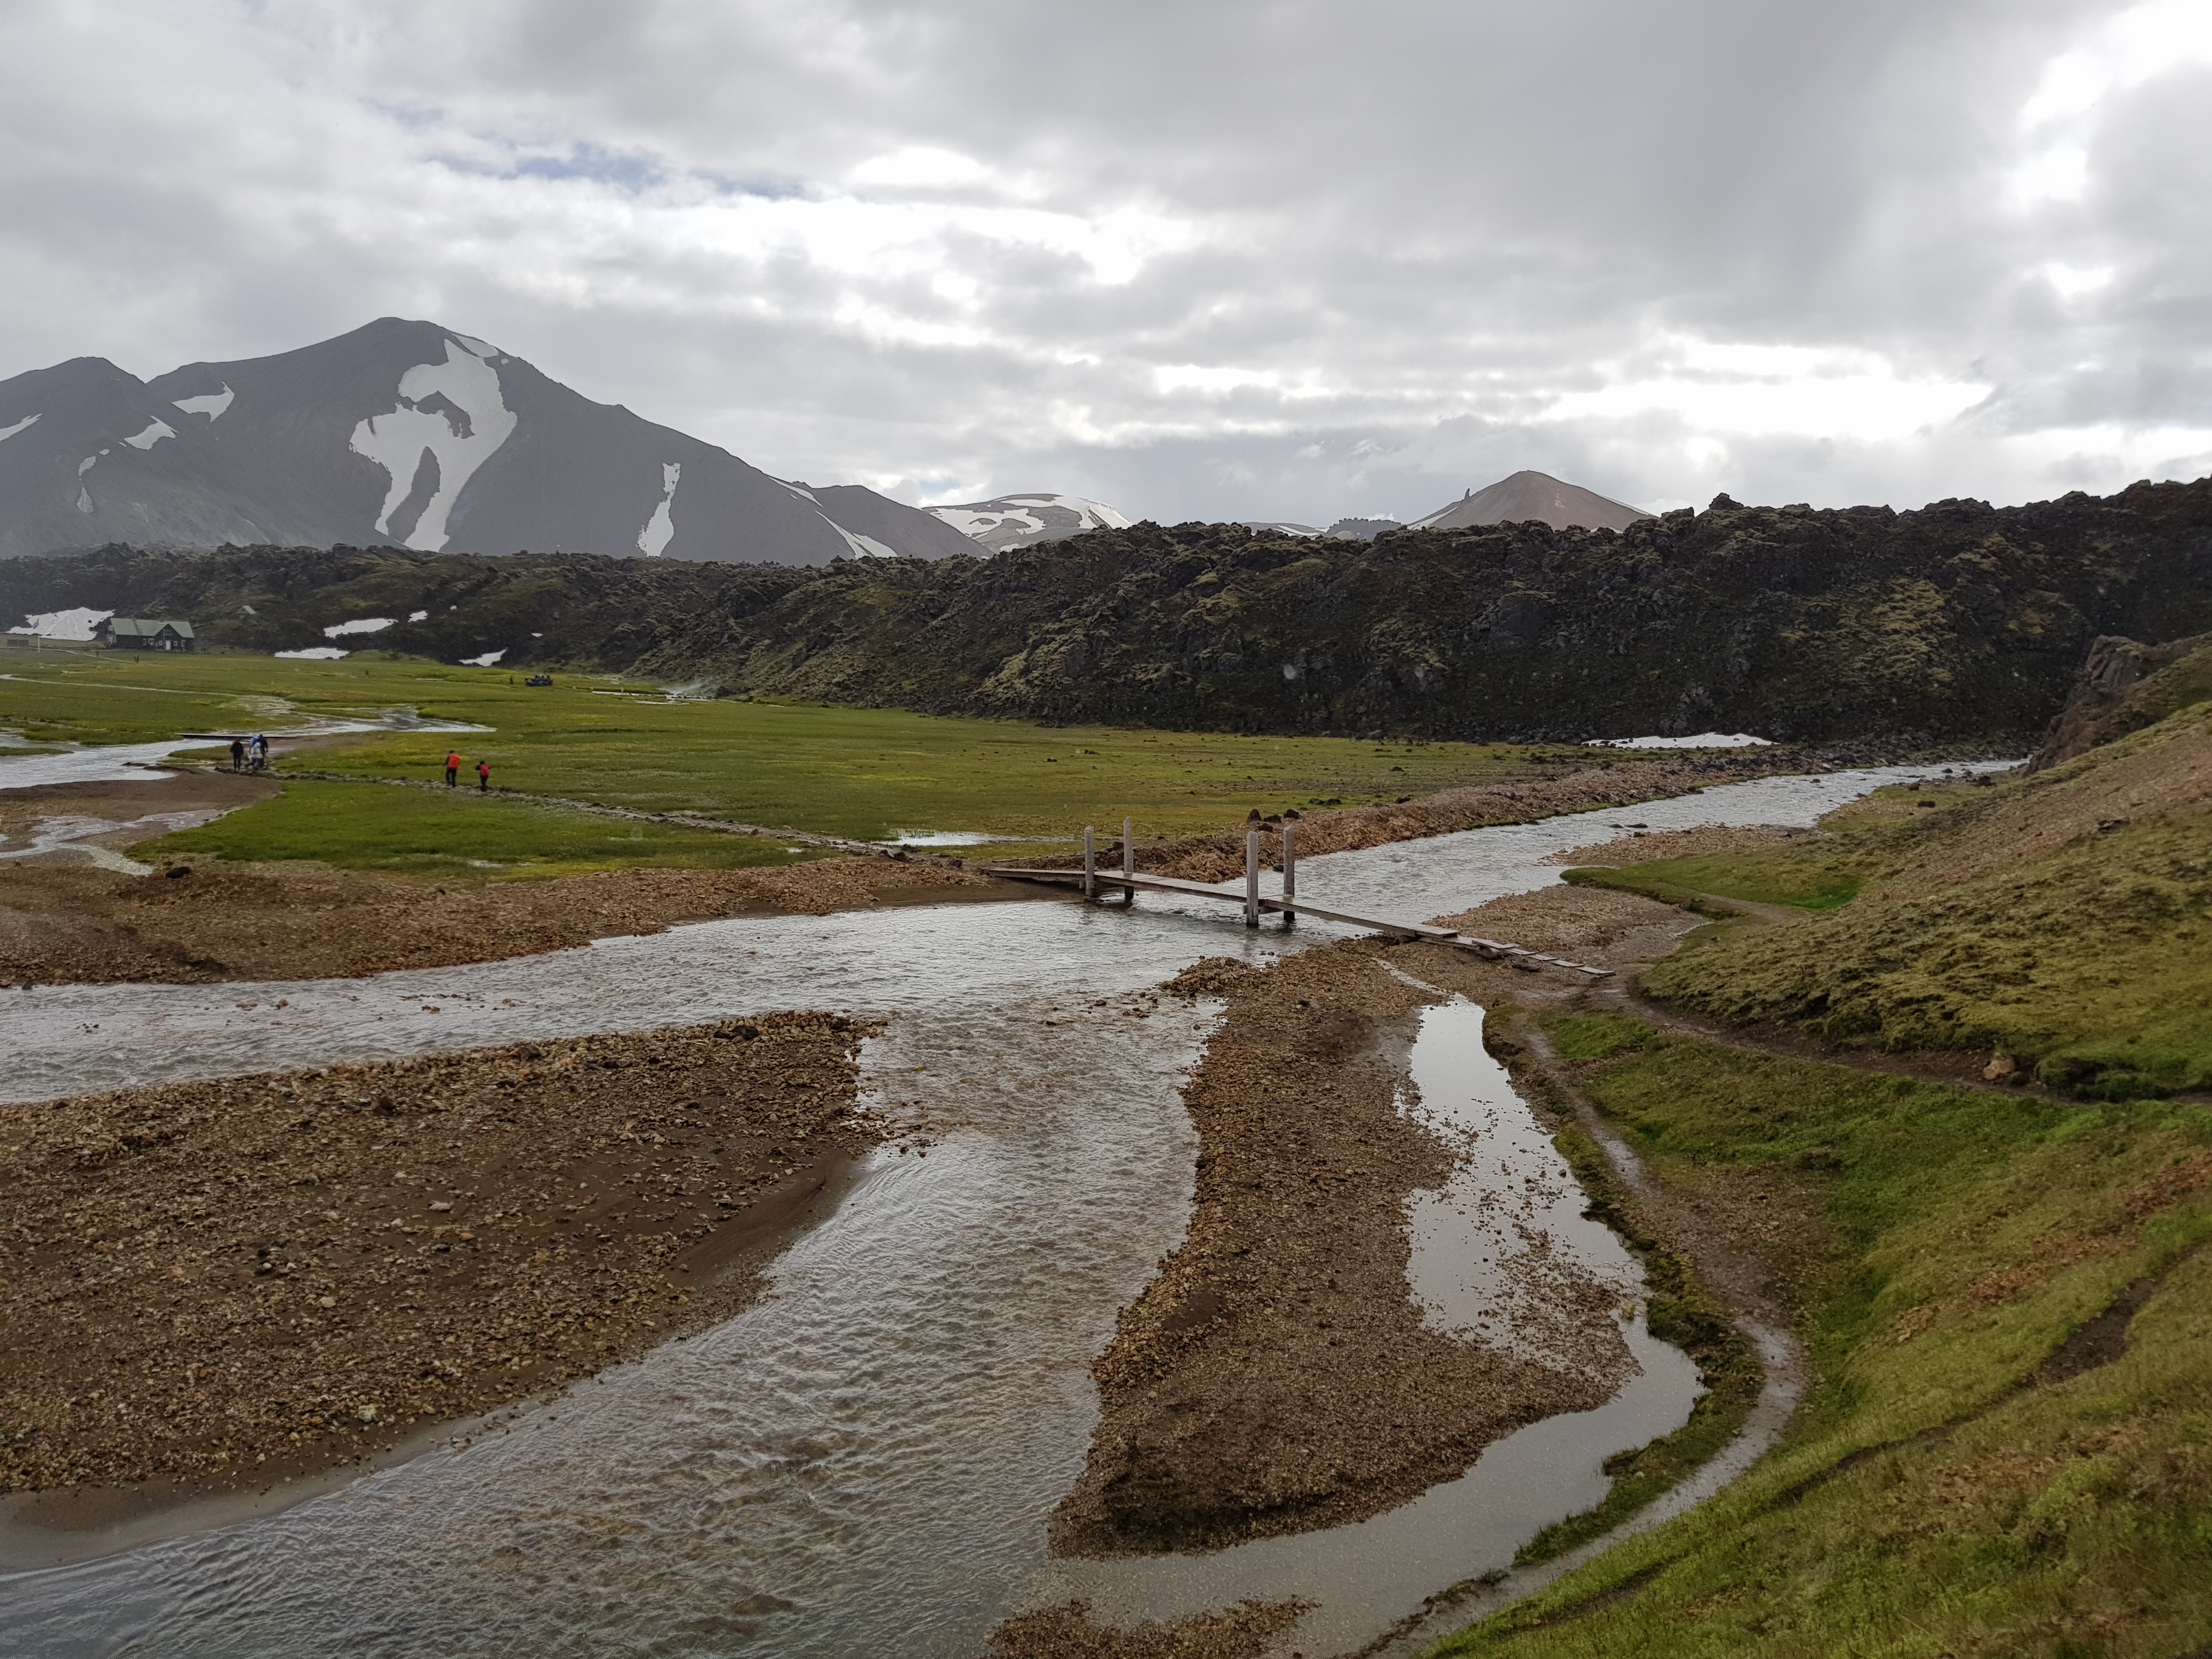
left=0, top=710, right=490, bottom=789
left=1028, top=998, right=1690, bottom=1656
left=1400, top=1001, right=1643, bottom=1367
left=0, top=808, right=231, bottom=874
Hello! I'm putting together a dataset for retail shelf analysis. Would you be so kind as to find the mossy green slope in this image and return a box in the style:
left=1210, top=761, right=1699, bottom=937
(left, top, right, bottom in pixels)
left=1575, top=703, right=2212, bottom=1097
left=1431, top=1029, right=2212, bottom=1659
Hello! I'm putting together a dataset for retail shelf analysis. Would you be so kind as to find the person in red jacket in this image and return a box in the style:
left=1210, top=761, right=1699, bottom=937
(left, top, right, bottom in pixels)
left=477, top=758, right=490, bottom=792
left=445, top=751, right=461, bottom=787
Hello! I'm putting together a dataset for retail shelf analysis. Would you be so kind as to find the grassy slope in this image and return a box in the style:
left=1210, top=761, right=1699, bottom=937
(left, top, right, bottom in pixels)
left=1434, top=1024, right=2212, bottom=1659
left=1, top=647, right=1624, bottom=864
left=1568, top=703, right=2212, bottom=1097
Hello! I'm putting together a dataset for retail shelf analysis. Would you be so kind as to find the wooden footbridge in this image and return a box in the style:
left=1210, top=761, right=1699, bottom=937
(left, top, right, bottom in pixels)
left=982, top=821, right=1611, bottom=978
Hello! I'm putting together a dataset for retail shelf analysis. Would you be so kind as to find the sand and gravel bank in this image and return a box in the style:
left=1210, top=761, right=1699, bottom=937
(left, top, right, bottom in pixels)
left=0, top=840, right=1005, bottom=988
left=1048, top=938, right=1643, bottom=1560
left=0, top=1013, right=886, bottom=1530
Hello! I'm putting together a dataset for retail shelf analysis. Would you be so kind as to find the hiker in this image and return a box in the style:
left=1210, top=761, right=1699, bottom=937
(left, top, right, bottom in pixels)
left=249, top=732, right=268, bottom=772
left=477, top=758, right=490, bottom=792
left=445, top=750, right=461, bottom=787
left=229, top=738, right=244, bottom=772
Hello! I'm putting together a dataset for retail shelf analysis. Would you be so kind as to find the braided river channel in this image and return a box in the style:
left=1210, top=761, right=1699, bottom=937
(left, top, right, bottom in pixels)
left=2, top=764, right=1988, bottom=1656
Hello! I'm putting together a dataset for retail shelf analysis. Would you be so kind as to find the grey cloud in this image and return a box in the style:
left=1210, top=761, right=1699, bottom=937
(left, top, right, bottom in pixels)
left=0, top=0, right=2202, bottom=529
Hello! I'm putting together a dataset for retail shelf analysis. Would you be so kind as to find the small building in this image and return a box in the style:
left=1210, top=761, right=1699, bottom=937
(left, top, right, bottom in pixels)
left=96, top=617, right=197, bottom=652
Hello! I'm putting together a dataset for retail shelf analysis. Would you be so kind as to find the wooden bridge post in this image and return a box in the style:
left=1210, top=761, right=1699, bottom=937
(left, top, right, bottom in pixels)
left=1123, top=817, right=1135, bottom=905
left=1084, top=825, right=1096, bottom=899
left=1282, top=821, right=1296, bottom=922
left=1244, top=831, right=1260, bottom=928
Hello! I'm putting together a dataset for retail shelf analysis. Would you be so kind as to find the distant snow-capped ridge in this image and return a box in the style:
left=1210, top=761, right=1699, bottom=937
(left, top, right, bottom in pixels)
left=0, top=319, right=977, bottom=567
left=1239, top=517, right=1401, bottom=540
left=926, top=493, right=1131, bottom=553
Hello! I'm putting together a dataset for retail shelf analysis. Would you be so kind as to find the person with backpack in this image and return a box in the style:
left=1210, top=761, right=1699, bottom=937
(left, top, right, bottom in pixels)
left=229, top=738, right=245, bottom=772
left=477, top=758, right=491, bottom=792
left=445, top=750, right=461, bottom=787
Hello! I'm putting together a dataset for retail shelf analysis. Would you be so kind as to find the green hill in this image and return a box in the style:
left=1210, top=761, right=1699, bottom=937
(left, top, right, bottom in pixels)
left=1572, top=640, right=2212, bottom=1096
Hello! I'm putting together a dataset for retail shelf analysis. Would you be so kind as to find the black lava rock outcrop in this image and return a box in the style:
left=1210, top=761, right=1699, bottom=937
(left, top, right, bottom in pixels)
left=10, top=475, right=2212, bottom=744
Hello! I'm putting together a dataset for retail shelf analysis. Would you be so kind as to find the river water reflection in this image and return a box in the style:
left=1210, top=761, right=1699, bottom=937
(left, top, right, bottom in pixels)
left=1, top=763, right=1992, bottom=1654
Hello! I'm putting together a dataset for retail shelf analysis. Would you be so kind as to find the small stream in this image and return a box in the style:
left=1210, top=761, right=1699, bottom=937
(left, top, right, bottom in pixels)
left=0, top=763, right=1991, bottom=1654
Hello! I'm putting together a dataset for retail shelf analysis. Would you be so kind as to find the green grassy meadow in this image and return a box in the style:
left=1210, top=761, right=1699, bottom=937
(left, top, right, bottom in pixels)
left=144, top=780, right=829, bottom=878
left=1434, top=1021, right=2212, bottom=1658
left=0, top=646, right=1639, bottom=861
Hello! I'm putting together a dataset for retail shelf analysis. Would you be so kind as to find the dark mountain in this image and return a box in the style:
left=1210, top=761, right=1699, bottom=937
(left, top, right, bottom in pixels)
left=1409, top=470, right=1652, bottom=533
left=10, top=479, right=2212, bottom=744
left=0, top=358, right=286, bottom=552
left=1, top=319, right=969, bottom=565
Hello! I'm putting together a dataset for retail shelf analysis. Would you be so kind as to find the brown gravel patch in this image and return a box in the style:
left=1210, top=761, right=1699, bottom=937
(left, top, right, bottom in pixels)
left=0, top=1013, right=885, bottom=1499
left=1430, top=884, right=1691, bottom=958
left=1542, top=824, right=1813, bottom=867
left=1049, top=941, right=1629, bottom=1559
left=0, top=854, right=998, bottom=986
left=989, top=1598, right=1312, bottom=1659
left=0, top=773, right=281, bottom=843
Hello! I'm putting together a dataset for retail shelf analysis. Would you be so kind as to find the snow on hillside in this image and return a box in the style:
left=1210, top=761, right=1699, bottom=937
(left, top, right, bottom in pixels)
left=927, top=493, right=1132, bottom=553
left=348, top=337, right=518, bottom=552
left=9, top=607, right=112, bottom=639
left=1587, top=732, right=1773, bottom=749
left=637, top=462, right=681, bottom=556
left=171, top=385, right=233, bottom=422
left=3, top=318, right=975, bottom=565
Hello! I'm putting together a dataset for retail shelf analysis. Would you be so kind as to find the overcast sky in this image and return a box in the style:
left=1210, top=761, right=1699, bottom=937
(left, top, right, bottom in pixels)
left=3, top=0, right=2208, bottom=523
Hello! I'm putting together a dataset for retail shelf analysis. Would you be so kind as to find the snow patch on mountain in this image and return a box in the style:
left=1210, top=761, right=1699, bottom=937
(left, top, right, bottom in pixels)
left=829, top=523, right=900, bottom=559
left=1587, top=732, right=1773, bottom=749
left=275, top=646, right=349, bottom=660
left=10, top=607, right=112, bottom=640
left=0, top=414, right=40, bottom=443
left=460, top=648, right=506, bottom=666
left=323, top=617, right=396, bottom=638
left=927, top=492, right=1132, bottom=552
left=637, top=462, right=681, bottom=556
left=171, top=385, right=234, bottom=422
left=123, top=419, right=176, bottom=450
left=349, top=336, right=519, bottom=552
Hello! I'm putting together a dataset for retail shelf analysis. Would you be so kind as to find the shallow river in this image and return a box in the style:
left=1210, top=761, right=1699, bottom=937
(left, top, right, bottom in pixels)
left=2, top=764, right=1982, bottom=1655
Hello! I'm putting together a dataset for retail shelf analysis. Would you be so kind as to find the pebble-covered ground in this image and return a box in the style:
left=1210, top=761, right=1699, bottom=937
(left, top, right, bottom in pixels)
left=0, top=1013, right=884, bottom=1494
left=0, top=854, right=993, bottom=985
